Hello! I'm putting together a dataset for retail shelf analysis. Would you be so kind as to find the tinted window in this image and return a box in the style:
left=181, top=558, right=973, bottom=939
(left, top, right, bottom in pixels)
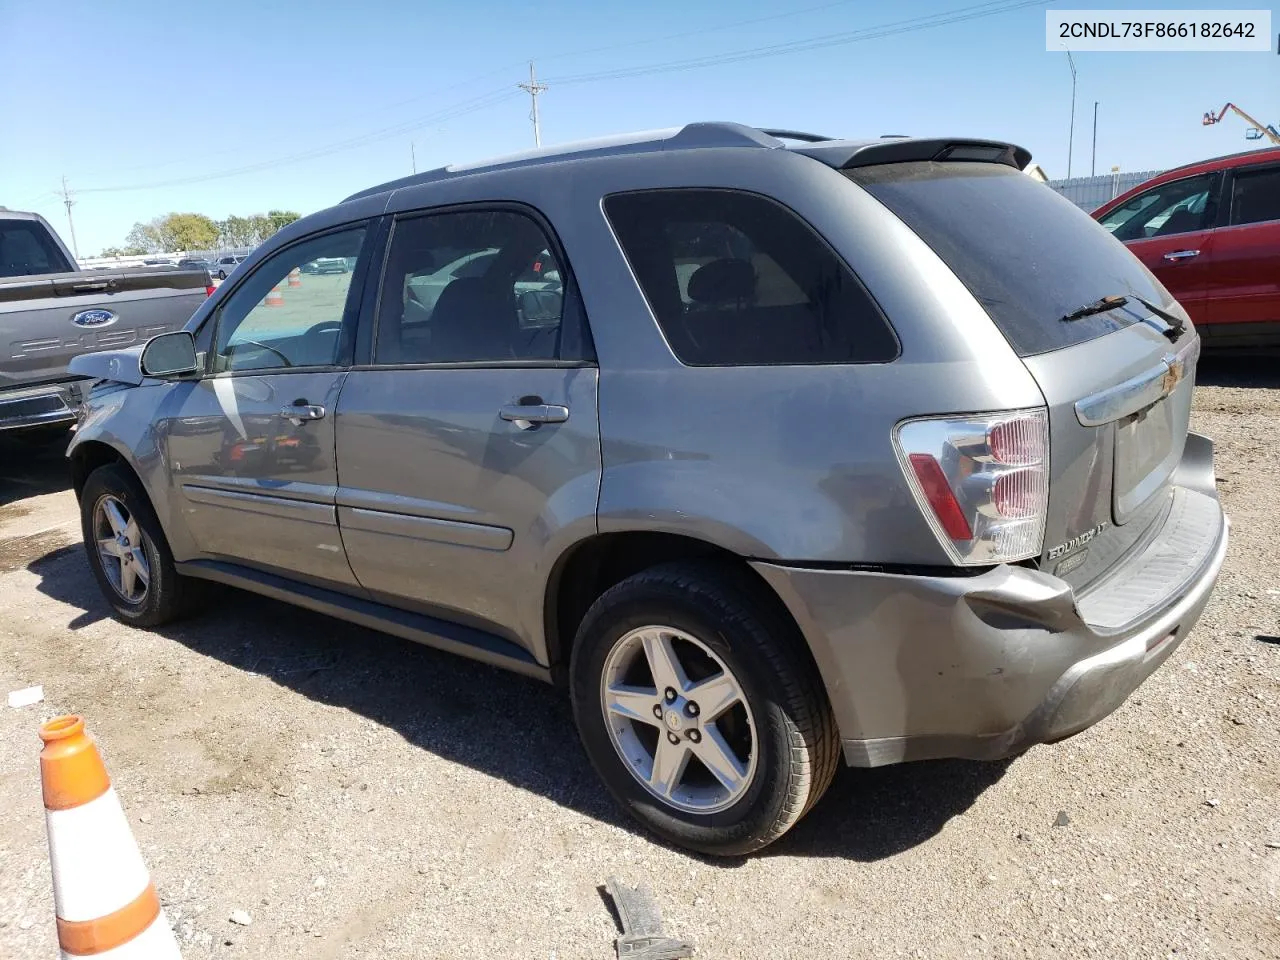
left=604, top=190, right=897, bottom=366
left=375, top=211, right=564, bottom=364
left=213, top=226, right=366, bottom=373
left=849, top=162, right=1170, bottom=357
left=1097, top=174, right=1216, bottom=240
left=1230, top=166, right=1280, bottom=226
left=0, top=220, right=73, bottom=277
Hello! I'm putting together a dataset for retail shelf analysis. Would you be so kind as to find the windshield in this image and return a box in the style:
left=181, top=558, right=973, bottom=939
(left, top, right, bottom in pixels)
left=0, top=219, right=74, bottom=277
left=847, top=161, right=1170, bottom=356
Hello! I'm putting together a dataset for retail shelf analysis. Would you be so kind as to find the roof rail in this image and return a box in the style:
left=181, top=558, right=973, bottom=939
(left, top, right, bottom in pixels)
left=758, top=129, right=836, bottom=143
left=342, top=122, right=785, bottom=203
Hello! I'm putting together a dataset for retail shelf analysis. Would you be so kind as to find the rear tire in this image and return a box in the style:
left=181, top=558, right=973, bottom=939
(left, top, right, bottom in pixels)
left=570, top=561, right=839, bottom=856
left=80, top=463, right=205, bottom=627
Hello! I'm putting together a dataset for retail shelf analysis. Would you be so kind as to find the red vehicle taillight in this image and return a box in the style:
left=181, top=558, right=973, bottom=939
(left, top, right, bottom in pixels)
left=205, top=284, right=216, bottom=297
left=894, top=409, right=1049, bottom=565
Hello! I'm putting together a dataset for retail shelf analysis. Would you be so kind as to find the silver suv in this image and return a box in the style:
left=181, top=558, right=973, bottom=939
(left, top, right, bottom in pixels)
left=67, top=123, right=1228, bottom=855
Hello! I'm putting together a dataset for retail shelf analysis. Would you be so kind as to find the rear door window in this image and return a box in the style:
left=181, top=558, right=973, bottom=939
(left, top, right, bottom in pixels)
left=604, top=189, right=897, bottom=366
left=1229, top=165, right=1280, bottom=226
left=1097, top=174, right=1218, bottom=240
left=848, top=162, right=1171, bottom=357
left=0, top=221, right=73, bottom=277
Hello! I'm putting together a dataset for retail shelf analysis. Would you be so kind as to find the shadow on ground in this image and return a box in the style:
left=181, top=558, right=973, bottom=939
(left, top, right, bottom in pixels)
left=28, top=543, right=1007, bottom=863
left=1196, top=355, right=1280, bottom=390
left=0, top=431, right=74, bottom=508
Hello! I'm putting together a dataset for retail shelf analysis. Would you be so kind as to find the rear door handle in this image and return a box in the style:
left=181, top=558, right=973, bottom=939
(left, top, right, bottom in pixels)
left=499, top=403, right=569, bottom=426
left=280, top=401, right=326, bottom=424
left=1163, top=249, right=1201, bottom=261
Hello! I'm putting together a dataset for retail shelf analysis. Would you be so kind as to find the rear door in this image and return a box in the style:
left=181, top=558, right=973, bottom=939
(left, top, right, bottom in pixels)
left=160, top=224, right=371, bottom=587
left=1095, top=172, right=1221, bottom=325
left=334, top=206, right=600, bottom=656
left=1201, top=161, right=1280, bottom=344
left=851, top=162, right=1198, bottom=597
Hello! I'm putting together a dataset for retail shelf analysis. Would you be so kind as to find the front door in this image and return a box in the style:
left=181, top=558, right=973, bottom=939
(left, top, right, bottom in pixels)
left=1097, top=172, right=1221, bottom=325
left=162, top=224, right=371, bottom=587
left=334, top=207, right=601, bottom=656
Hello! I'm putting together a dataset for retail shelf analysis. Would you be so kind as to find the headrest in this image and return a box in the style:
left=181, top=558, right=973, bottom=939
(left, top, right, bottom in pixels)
left=687, top=258, right=756, bottom=304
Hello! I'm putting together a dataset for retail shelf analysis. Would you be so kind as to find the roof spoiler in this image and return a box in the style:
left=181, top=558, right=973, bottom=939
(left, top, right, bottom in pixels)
left=819, top=138, right=1032, bottom=171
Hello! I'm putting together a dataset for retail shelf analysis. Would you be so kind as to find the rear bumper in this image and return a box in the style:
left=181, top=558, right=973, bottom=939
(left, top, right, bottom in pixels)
left=0, top=382, right=86, bottom=433
left=752, top=444, right=1228, bottom=767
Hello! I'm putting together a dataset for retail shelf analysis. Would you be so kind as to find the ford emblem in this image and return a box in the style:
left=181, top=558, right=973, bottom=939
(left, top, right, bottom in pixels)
left=72, top=309, right=117, bottom=328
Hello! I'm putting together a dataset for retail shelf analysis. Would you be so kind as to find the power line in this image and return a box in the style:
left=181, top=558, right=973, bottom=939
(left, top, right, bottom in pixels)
left=546, top=0, right=1048, bottom=86
left=517, top=62, right=549, bottom=147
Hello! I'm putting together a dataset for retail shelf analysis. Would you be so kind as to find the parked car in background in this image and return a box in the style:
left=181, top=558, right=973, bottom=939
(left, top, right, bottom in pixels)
left=1094, top=146, right=1280, bottom=349
left=177, top=257, right=214, bottom=273
left=213, top=255, right=247, bottom=280
left=0, top=210, right=212, bottom=436
left=65, top=123, right=1226, bottom=856
left=301, top=256, right=349, bottom=274
left=142, top=258, right=176, bottom=267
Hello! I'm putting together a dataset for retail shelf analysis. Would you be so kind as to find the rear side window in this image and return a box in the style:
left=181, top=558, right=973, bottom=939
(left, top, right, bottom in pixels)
left=604, top=189, right=897, bottom=366
left=0, top=220, right=73, bottom=277
left=849, top=162, right=1170, bottom=357
left=1230, top=166, right=1280, bottom=226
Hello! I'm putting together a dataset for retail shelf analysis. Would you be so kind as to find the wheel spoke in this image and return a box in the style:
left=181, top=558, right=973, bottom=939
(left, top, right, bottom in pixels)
left=649, top=736, right=690, bottom=799
left=102, top=499, right=128, bottom=537
left=641, top=630, right=688, bottom=694
left=686, top=671, right=741, bottom=721
left=124, top=517, right=141, bottom=547
left=119, top=556, right=137, bottom=598
left=97, top=537, right=123, bottom=559
left=692, top=723, right=748, bottom=793
left=605, top=683, right=660, bottom=725
left=130, top=549, right=150, bottom=587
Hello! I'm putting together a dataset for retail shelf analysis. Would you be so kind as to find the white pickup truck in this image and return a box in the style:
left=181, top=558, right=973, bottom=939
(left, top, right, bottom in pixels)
left=0, top=210, right=212, bottom=436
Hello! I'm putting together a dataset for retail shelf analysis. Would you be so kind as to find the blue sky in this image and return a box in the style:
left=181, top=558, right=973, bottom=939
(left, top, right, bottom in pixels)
left=2, top=0, right=1276, bottom=256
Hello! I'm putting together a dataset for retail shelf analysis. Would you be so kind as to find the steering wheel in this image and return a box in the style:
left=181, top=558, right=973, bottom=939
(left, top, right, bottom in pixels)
left=229, top=339, right=293, bottom=367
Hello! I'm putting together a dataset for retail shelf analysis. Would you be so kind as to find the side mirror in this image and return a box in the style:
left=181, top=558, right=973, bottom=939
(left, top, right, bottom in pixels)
left=140, top=331, right=198, bottom=378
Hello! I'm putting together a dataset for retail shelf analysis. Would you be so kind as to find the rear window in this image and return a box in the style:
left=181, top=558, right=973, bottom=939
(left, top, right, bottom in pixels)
left=847, top=162, right=1168, bottom=357
left=604, top=189, right=897, bottom=366
left=0, top=220, right=73, bottom=278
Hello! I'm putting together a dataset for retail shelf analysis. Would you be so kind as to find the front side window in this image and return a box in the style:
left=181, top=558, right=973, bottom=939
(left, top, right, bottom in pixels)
left=1229, top=166, right=1280, bottom=226
left=375, top=210, right=564, bottom=364
left=1098, top=174, right=1216, bottom=240
left=212, top=226, right=366, bottom=373
left=604, top=189, right=897, bottom=366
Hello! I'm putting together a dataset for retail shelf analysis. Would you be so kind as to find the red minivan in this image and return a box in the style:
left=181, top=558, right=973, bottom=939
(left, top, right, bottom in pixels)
left=1093, top=146, right=1280, bottom=349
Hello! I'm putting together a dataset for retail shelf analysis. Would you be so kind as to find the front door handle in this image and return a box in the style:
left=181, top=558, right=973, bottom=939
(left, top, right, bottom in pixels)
left=499, top=402, right=569, bottom=427
left=1163, top=249, right=1201, bottom=261
left=280, top=400, right=326, bottom=424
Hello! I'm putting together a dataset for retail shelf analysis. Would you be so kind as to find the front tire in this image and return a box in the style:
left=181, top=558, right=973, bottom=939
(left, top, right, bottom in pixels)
left=80, top=463, right=204, bottom=627
left=570, top=561, right=839, bottom=856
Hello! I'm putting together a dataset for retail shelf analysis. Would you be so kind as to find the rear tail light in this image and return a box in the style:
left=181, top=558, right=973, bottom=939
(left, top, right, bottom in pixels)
left=205, top=284, right=216, bottom=297
left=894, top=408, right=1049, bottom=565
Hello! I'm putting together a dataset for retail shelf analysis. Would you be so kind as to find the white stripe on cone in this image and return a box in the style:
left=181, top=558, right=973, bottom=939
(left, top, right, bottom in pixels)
left=61, top=910, right=182, bottom=960
left=46, top=789, right=150, bottom=922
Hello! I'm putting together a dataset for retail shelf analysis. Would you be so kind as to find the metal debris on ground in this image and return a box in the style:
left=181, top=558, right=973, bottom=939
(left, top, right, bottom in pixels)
left=7, top=685, right=43, bottom=708
left=604, top=876, right=694, bottom=960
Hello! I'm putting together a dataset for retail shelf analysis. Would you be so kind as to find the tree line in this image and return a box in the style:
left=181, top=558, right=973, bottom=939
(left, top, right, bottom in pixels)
left=100, top=210, right=301, bottom=257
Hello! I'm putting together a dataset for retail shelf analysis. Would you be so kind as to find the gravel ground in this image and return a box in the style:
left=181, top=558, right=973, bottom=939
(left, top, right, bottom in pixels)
left=1, top=359, right=1278, bottom=960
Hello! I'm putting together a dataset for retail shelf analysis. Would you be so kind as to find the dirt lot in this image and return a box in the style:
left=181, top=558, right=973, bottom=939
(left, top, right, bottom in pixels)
left=2, top=360, right=1278, bottom=960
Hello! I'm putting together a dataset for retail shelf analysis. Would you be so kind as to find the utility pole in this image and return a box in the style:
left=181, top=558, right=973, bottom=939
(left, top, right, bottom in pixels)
left=1063, top=45, right=1077, bottom=179
left=517, top=61, right=548, bottom=147
left=411, top=141, right=417, bottom=174
left=59, top=176, right=80, bottom=260
left=1091, top=101, right=1099, bottom=177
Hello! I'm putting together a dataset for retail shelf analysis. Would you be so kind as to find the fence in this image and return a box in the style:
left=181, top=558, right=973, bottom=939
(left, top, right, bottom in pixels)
left=1045, top=169, right=1165, bottom=213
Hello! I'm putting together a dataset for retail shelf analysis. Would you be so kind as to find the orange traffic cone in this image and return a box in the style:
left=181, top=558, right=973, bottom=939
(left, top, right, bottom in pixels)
left=39, top=716, right=182, bottom=959
left=287, top=268, right=301, bottom=288
left=265, top=287, right=285, bottom=307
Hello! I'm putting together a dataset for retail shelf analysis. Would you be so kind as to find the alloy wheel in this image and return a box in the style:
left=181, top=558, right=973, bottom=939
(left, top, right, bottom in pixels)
left=93, top=494, right=150, bottom=604
left=600, top=625, right=757, bottom=814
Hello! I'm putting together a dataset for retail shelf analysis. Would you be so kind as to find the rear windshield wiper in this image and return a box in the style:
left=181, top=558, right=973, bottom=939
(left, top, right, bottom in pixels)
left=1060, top=293, right=1185, bottom=342
left=1060, top=294, right=1129, bottom=323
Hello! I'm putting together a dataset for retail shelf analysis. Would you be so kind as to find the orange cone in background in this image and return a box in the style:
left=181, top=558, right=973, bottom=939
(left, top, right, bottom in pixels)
left=265, top=287, right=285, bottom=307
left=39, top=716, right=182, bottom=959
left=287, top=268, right=301, bottom=288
